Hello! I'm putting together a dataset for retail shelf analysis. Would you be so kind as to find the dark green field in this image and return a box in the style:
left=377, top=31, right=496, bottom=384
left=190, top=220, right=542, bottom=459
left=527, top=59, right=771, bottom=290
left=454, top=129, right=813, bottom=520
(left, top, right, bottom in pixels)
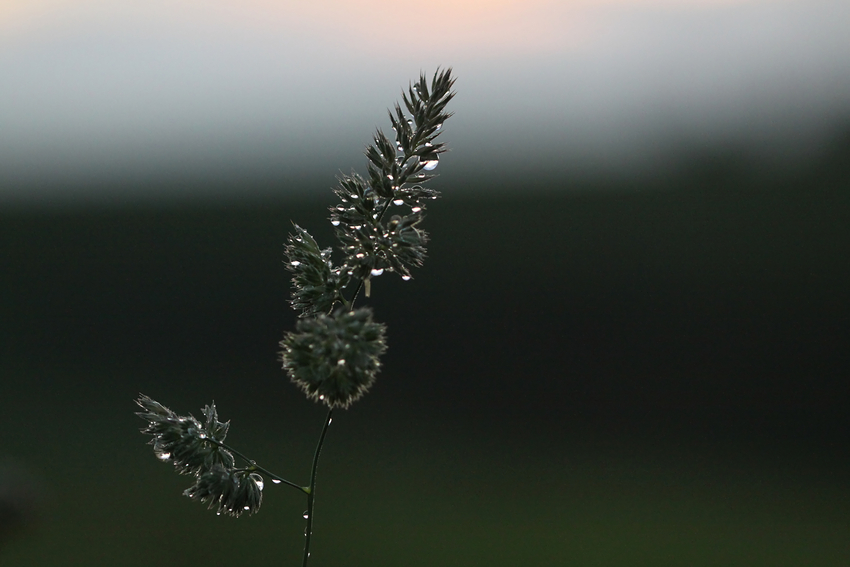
left=1, top=146, right=849, bottom=565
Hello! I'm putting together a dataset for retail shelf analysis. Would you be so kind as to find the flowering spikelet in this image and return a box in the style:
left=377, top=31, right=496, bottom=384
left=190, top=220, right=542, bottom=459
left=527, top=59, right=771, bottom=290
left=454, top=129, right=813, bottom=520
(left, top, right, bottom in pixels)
left=280, top=308, right=387, bottom=409
left=183, top=466, right=264, bottom=517
left=135, top=395, right=263, bottom=516
left=285, top=224, right=350, bottom=318
left=282, top=69, right=455, bottom=320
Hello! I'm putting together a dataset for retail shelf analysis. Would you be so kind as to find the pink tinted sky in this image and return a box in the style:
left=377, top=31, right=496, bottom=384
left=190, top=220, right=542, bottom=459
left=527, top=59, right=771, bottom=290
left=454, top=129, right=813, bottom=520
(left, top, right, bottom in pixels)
left=0, top=0, right=772, bottom=57
left=0, top=0, right=847, bottom=202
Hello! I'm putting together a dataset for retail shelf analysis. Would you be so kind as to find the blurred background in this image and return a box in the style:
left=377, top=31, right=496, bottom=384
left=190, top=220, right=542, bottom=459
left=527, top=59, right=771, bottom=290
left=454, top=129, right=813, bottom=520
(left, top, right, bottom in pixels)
left=1, top=0, right=849, bottom=565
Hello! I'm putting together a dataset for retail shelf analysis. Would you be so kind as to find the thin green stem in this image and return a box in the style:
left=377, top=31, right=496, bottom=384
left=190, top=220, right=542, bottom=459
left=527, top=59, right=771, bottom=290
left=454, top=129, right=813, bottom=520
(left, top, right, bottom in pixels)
left=302, top=408, right=334, bottom=567
left=348, top=280, right=365, bottom=309
left=207, top=438, right=307, bottom=494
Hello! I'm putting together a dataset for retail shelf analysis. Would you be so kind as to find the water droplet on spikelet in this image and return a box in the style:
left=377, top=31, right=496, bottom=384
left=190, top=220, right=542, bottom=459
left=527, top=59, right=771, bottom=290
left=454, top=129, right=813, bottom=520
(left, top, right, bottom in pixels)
left=370, top=268, right=384, bottom=277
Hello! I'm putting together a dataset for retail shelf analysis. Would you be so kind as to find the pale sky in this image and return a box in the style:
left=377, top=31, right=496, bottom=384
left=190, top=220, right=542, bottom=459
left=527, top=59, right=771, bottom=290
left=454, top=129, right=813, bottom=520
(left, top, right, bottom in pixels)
left=1, top=0, right=848, bottom=203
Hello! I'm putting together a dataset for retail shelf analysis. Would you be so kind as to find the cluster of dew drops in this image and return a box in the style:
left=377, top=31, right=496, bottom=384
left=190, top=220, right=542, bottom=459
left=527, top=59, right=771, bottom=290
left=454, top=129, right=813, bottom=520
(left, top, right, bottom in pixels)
left=396, top=112, right=441, bottom=173
left=379, top=114, right=442, bottom=281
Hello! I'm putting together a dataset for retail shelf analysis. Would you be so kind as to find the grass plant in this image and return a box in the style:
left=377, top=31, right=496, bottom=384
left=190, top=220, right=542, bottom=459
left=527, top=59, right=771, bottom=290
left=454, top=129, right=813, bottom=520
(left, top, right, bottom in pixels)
left=135, top=69, right=455, bottom=566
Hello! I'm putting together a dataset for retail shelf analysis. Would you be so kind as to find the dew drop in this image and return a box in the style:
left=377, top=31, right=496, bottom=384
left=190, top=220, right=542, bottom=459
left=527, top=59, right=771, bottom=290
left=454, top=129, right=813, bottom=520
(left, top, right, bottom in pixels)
left=393, top=199, right=404, bottom=206
left=217, top=512, right=221, bottom=516
left=356, top=253, right=366, bottom=258
left=435, top=123, right=442, bottom=131
left=402, top=275, right=411, bottom=281
left=422, top=160, right=438, bottom=171
left=272, top=479, right=282, bottom=484
left=387, top=174, right=394, bottom=181
left=319, top=395, right=325, bottom=400
left=253, top=477, right=264, bottom=490
left=337, top=359, right=346, bottom=366
left=290, top=261, right=301, bottom=266
left=303, top=510, right=309, bottom=519
left=411, top=206, right=422, bottom=213
left=156, top=452, right=171, bottom=461
left=370, top=268, right=384, bottom=277
left=331, top=220, right=340, bottom=226
left=244, top=506, right=250, bottom=511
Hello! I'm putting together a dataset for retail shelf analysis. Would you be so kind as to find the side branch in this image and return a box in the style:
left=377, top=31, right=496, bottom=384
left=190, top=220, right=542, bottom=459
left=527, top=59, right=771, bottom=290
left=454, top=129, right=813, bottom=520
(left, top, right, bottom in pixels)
left=207, top=438, right=307, bottom=494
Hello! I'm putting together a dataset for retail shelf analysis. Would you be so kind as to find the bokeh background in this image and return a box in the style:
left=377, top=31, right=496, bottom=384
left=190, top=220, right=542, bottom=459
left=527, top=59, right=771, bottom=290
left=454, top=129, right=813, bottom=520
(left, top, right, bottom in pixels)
left=2, top=0, right=849, bottom=565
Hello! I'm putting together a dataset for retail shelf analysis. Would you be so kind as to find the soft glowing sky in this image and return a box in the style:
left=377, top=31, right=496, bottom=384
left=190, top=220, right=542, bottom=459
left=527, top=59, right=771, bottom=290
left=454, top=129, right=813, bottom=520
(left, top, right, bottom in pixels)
left=1, top=0, right=848, bottom=202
